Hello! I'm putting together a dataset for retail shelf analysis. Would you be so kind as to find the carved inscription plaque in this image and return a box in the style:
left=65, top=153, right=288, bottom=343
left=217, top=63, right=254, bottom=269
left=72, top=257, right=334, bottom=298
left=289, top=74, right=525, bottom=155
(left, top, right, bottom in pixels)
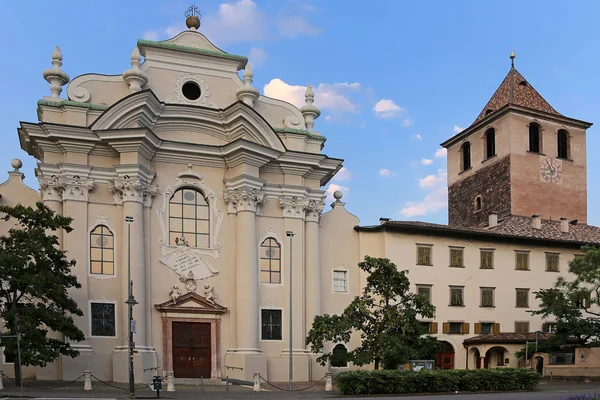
left=160, top=245, right=218, bottom=281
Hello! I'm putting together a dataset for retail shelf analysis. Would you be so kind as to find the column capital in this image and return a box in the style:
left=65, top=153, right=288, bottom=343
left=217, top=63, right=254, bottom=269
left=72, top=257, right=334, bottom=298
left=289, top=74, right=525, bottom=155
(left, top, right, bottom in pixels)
left=39, top=175, right=64, bottom=202
left=279, top=196, right=309, bottom=219
left=304, top=199, right=324, bottom=222
left=224, top=188, right=265, bottom=214
left=61, top=176, right=94, bottom=202
left=109, top=177, right=156, bottom=204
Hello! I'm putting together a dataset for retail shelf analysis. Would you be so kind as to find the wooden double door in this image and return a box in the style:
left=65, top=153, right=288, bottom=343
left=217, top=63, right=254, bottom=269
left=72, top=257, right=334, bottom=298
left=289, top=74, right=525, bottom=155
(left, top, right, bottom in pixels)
left=433, top=352, right=455, bottom=370
left=172, top=322, right=212, bottom=378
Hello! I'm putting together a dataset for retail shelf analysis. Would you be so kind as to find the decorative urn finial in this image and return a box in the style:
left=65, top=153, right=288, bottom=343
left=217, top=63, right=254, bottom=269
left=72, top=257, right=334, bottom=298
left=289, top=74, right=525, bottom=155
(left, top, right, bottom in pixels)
left=510, top=51, right=516, bottom=68
left=236, top=64, right=260, bottom=107
left=185, top=5, right=202, bottom=30
left=300, top=84, right=321, bottom=131
left=123, top=47, right=148, bottom=93
left=42, top=46, right=70, bottom=100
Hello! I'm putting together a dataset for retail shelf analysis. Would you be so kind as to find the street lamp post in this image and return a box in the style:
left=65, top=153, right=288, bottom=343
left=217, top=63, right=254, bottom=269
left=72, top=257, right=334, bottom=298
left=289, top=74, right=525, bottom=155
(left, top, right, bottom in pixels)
left=124, top=216, right=138, bottom=398
left=286, top=231, right=295, bottom=391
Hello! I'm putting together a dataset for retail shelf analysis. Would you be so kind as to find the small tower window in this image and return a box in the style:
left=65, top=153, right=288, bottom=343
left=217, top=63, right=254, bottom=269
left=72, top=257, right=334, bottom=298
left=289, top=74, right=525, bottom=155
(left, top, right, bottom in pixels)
left=485, top=128, right=496, bottom=159
left=461, top=142, right=471, bottom=171
left=474, top=196, right=483, bottom=212
left=529, top=123, right=541, bottom=153
left=557, top=129, right=569, bottom=159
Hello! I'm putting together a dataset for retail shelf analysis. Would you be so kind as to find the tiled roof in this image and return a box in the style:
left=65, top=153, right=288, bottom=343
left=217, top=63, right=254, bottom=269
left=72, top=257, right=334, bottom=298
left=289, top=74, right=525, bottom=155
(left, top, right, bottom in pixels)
left=358, top=215, right=600, bottom=246
left=473, top=67, right=561, bottom=124
left=463, top=332, right=555, bottom=345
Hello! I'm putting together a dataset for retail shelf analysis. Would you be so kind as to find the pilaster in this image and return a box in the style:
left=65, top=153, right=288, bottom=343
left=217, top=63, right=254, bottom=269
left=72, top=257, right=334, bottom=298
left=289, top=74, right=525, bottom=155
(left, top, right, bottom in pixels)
left=304, top=199, right=323, bottom=343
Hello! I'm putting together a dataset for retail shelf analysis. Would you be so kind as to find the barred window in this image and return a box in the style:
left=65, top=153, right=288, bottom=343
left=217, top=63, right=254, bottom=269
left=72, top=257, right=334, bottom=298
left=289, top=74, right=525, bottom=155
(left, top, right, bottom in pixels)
left=480, top=250, right=494, bottom=269
left=450, top=248, right=464, bottom=267
left=90, top=225, right=114, bottom=275
left=516, top=288, right=529, bottom=308
left=515, top=251, right=530, bottom=270
left=450, top=286, right=464, bottom=306
left=260, top=238, right=281, bottom=284
left=261, top=309, right=282, bottom=340
left=169, top=188, right=209, bottom=248
left=546, top=253, right=560, bottom=272
left=90, top=302, right=116, bottom=337
left=417, top=245, right=432, bottom=266
left=481, top=287, right=495, bottom=307
left=333, top=270, right=347, bottom=293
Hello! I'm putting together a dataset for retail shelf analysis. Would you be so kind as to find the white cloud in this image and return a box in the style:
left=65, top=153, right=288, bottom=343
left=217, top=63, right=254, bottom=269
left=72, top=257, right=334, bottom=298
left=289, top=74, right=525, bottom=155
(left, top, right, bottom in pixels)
left=402, top=118, right=413, bottom=127
left=435, top=148, right=447, bottom=158
left=373, top=99, right=404, bottom=119
left=325, top=115, right=332, bottom=121
left=201, top=0, right=268, bottom=44
left=325, top=183, right=349, bottom=204
left=333, top=167, right=351, bottom=181
left=421, top=158, right=433, bottom=166
left=277, top=15, right=321, bottom=38
left=248, top=47, right=268, bottom=67
left=263, top=79, right=360, bottom=112
left=453, top=125, right=464, bottom=133
left=379, top=169, right=397, bottom=177
left=412, top=134, right=423, bottom=140
left=143, top=31, right=159, bottom=41
left=398, top=169, right=448, bottom=217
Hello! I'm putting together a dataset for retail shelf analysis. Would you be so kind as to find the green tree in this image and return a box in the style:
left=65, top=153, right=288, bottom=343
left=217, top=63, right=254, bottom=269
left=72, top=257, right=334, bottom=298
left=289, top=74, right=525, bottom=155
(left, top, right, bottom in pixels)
left=531, top=246, right=600, bottom=348
left=0, top=203, right=84, bottom=383
left=306, top=256, right=437, bottom=369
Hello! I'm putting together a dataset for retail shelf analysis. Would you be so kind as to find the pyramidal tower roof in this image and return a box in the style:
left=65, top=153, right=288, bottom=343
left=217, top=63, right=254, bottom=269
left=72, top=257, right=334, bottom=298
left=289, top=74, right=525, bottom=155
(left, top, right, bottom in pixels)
left=473, top=58, right=562, bottom=124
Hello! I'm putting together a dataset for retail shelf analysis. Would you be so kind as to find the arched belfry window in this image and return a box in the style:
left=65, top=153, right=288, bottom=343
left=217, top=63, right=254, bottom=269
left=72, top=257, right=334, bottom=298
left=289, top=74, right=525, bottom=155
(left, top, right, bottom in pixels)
left=529, top=123, right=541, bottom=153
left=474, top=196, right=483, bottom=212
left=461, top=142, right=471, bottom=171
left=557, top=129, right=569, bottom=159
left=485, top=128, right=495, bottom=159
left=260, top=238, right=281, bottom=284
left=331, top=344, right=349, bottom=367
left=169, top=188, right=210, bottom=248
left=90, top=225, right=114, bottom=275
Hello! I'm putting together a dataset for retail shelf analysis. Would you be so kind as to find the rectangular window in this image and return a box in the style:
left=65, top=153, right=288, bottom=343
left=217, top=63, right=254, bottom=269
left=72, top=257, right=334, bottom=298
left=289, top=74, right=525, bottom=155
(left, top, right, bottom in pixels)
left=516, top=288, right=529, bottom=308
left=261, top=309, right=282, bottom=340
left=420, top=321, right=438, bottom=334
left=3, top=348, right=14, bottom=363
left=480, top=287, right=495, bottom=307
left=546, top=253, right=560, bottom=272
left=449, top=248, right=464, bottom=268
left=515, top=321, right=530, bottom=333
left=515, top=251, right=530, bottom=270
left=445, top=322, right=469, bottom=334
left=90, top=302, right=116, bottom=337
left=480, top=250, right=494, bottom=269
left=574, top=292, right=590, bottom=309
left=475, top=322, right=499, bottom=334
left=416, top=284, right=432, bottom=304
left=481, top=322, right=494, bottom=334
left=450, top=286, right=464, bottom=306
left=333, top=270, right=348, bottom=293
left=417, top=245, right=432, bottom=266
left=542, top=322, right=557, bottom=333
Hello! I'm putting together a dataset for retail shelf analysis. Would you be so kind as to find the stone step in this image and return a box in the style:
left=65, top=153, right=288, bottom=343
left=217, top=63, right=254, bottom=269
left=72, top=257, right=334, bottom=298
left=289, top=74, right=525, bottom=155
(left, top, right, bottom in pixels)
left=174, top=378, right=225, bottom=386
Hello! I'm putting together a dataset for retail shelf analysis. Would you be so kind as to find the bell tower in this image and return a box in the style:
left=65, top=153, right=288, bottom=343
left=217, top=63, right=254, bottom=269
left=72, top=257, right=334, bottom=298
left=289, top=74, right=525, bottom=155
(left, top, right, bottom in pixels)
left=442, top=54, right=592, bottom=227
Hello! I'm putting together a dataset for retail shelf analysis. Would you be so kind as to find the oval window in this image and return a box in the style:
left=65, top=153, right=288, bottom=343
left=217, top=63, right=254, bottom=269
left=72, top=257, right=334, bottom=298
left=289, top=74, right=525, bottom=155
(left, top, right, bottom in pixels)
left=182, top=81, right=201, bottom=101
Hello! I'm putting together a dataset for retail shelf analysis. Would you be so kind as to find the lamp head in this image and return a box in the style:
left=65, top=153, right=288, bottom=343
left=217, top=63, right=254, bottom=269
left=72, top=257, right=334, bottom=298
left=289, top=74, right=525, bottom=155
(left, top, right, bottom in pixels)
left=286, top=231, right=295, bottom=237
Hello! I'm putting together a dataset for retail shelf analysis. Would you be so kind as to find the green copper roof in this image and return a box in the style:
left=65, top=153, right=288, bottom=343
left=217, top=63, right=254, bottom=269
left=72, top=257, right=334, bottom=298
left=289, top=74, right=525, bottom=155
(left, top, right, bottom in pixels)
left=37, top=99, right=109, bottom=111
left=274, top=127, right=327, bottom=142
left=138, top=39, right=248, bottom=64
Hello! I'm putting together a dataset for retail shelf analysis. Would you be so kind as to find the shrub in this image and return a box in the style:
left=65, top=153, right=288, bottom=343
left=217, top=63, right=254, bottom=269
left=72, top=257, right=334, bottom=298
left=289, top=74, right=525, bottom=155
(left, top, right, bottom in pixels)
left=334, top=368, right=540, bottom=395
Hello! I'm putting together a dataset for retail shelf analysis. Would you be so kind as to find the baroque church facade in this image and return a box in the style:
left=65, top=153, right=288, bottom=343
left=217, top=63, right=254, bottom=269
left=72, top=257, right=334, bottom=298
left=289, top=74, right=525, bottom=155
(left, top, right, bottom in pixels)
left=1, top=15, right=599, bottom=382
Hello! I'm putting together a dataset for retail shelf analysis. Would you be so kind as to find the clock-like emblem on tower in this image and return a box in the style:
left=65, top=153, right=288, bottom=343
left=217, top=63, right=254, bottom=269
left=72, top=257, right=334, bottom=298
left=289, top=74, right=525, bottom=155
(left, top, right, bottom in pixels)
left=540, top=157, right=562, bottom=183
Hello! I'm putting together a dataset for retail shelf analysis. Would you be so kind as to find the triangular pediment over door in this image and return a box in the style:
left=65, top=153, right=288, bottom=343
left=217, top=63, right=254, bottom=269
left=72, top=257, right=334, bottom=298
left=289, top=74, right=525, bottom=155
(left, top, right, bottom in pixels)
left=154, top=292, right=227, bottom=315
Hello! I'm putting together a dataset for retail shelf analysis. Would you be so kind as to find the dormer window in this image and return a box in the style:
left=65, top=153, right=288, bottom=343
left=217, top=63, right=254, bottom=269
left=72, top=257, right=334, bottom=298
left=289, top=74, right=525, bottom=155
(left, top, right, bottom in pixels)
left=485, top=128, right=495, bottom=159
left=557, top=129, right=569, bottom=159
left=529, top=123, right=541, bottom=153
left=461, top=142, right=471, bottom=171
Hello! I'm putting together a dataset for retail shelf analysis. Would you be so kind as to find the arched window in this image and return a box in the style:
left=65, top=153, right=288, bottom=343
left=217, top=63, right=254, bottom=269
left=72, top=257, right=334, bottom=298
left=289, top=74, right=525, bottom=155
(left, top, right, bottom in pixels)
left=169, top=188, right=210, bottom=248
left=529, top=123, right=541, bottom=153
left=485, top=128, right=495, bottom=159
left=474, top=196, right=482, bottom=212
left=90, top=225, right=114, bottom=275
left=260, top=238, right=281, bottom=284
left=461, top=142, right=471, bottom=171
left=331, top=344, right=348, bottom=367
left=557, top=129, right=569, bottom=159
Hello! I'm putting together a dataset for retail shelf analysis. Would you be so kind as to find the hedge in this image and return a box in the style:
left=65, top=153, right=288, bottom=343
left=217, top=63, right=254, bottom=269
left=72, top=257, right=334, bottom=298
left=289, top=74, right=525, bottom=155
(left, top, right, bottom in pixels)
left=334, top=368, right=540, bottom=395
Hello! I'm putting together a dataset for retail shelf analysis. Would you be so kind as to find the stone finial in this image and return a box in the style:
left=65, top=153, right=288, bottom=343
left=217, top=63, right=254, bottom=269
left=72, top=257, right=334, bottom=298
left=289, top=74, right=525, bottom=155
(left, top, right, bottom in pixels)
left=236, top=64, right=260, bottom=107
left=185, top=5, right=202, bottom=31
left=333, top=190, right=343, bottom=201
left=123, top=47, right=148, bottom=93
left=10, top=158, right=22, bottom=171
left=42, top=46, right=70, bottom=100
left=300, top=84, right=321, bottom=131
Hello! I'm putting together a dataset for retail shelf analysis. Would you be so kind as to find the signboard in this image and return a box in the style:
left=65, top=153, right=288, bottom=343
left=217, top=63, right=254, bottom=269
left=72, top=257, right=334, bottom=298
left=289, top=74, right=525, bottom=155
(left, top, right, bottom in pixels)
left=131, top=319, right=136, bottom=334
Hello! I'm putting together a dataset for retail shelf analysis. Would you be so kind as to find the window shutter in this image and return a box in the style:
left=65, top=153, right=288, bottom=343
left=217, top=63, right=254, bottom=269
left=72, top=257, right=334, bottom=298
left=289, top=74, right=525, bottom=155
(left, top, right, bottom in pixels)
left=462, top=323, right=469, bottom=334
left=442, top=322, right=450, bottom=334
left=493, top=323, right=500, bottom=333
left=431, top=322, right=438, bottom=334
left=474, top=323, right=481, bottom=334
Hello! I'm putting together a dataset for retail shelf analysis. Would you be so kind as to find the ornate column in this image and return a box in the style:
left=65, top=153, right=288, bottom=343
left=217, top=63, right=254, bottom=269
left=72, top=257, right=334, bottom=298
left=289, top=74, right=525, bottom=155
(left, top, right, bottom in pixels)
left=304, top=199, right=324, bottom=341
left=224, top=187, right=264, bottom=352
left=39, top=176, right=65, bottom=243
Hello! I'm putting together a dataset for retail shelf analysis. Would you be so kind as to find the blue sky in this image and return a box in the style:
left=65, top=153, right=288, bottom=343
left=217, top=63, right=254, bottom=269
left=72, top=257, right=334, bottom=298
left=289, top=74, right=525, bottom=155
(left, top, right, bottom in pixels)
left=1, top=0, right=599, bottom=226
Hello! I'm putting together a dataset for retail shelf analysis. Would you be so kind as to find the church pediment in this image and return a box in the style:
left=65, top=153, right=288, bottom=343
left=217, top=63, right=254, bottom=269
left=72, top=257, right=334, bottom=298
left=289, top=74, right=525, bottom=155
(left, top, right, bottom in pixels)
left=155, top=291, right=227, bottom=314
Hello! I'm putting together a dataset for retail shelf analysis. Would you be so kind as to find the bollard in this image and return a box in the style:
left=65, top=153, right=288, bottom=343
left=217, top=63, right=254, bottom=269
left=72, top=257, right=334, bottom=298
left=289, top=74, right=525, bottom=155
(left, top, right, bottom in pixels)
left=167, top=370, right=175, bottom=392
left=226, top=375, right=229, bottom=392
left=0, top=368, right=3, bottom=390
left=325, top=372, right=333, bottom=392
left=253, top=372, right=261, bottom=392
left=83, top=370, right=92, bottom=391
left=550, top=371, right=553, bottom=384
left=201, top=376, right=204, bottom=392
